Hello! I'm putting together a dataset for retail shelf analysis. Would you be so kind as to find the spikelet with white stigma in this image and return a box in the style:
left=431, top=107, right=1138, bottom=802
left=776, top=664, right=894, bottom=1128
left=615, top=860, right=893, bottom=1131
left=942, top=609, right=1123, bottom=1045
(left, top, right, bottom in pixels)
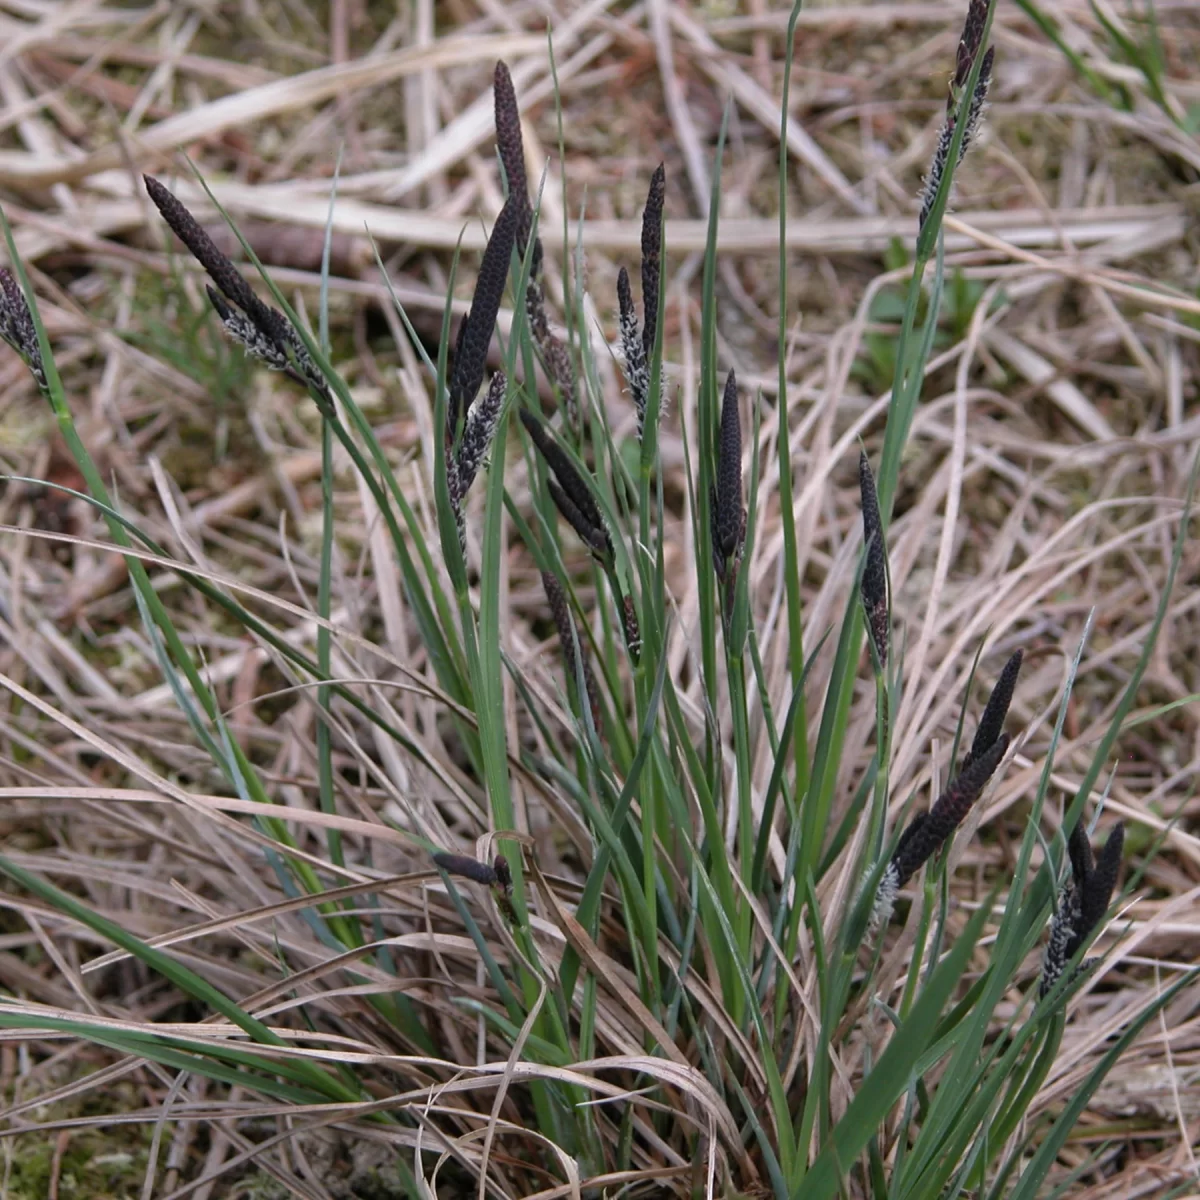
left=0, top=267, right=46, bottom=389
left=617, top=266, right=649, bottom=437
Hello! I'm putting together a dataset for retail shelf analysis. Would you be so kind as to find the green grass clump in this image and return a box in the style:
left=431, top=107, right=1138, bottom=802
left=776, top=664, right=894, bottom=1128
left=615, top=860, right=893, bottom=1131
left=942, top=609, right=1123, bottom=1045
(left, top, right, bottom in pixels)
left=0, top=1, right=1195, bottom=1196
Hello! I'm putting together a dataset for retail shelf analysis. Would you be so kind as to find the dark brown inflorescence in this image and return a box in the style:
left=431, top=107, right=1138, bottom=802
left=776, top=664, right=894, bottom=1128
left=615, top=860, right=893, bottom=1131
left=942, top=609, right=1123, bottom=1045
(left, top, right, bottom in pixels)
left=541, top=570, right=602, bottom=731
left=621, top=594, right=642, bottom=662
left=618, top=166, right=667, bottom=441
left=711, top=369, right=746, bottom=589
left=520, top=409, right=612, bottom=560
left=1040, top=819, right=1124, bottom=998
left=640, top=164, right=666, bottom=367
left=144, top=175, right=320, bottom=387
left=432, top=850, right=517, bottom=922
left=616, top=266, right=646, bottom=431
left=858, top=452, right=889, bottom=668
left=448, top=371, right=507, bottom=551
left=919, top=0, right=995, bottom=231
left=206, top=286, right=290, bottom=373
left=493, top=61, right=531, bottom=255
left=963, top=648, right=1022, bottom=771
left=955, top=0, right=991, bottom=89
left=872, top=650, right=1020, bottom=928
left=447, top=195, right=518, bottom=447
left=492, top=60, right=578, bottom=421
left=492, top=854, right=512, bottom=891
left=891, top=734, right=1008, bottom=890
left=0, top=267, right=46, bottom=389
left=432, top=852, right=498, bottom=886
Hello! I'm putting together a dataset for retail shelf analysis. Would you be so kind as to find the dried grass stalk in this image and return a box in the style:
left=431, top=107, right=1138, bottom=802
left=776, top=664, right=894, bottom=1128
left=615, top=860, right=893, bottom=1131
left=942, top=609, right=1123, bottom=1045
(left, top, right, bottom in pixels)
left=541, top=570, right=602, bottom=731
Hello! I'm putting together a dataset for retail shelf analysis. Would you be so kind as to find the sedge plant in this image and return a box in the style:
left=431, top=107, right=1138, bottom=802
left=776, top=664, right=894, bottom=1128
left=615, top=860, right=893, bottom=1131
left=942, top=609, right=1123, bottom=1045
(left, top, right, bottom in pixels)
left=0, top=2, right=1195, bottom=1196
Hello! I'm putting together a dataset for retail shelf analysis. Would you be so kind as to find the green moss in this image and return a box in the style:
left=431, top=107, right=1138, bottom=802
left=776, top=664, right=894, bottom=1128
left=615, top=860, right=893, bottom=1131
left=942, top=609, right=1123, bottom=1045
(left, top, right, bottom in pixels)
left=3, top=1123, right=150, bottom=1199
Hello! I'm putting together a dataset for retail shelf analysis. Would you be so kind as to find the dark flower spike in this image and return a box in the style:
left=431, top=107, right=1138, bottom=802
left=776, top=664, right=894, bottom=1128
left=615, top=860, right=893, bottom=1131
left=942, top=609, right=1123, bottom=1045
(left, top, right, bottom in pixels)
left=963, top=648, right=1022, bottom=771
left=449, top=195, right=519, bottom=430
left=432, top=852, right=498, bottom=886
left=448, top=370, right=506, bottom=550
left=956, top=46, right=994, bottom=163
left=451, top=371, right=506, bottom=505
left=493, top=61, right=531, bottom=254
left=615, top=165, right=667, bottom=443
left=617, top=266, right=649, bottom=437
left=640, top=163, right=666, bottom=365
left=520, top=409, right=612, bottom=558
left=547, top=478, right=610, bottom=557
left=542, top=570, right=602, bottom=730
left=955, top=0, right=991, bottom=89
left=491, top=61, right=577, bottom=422
left=1040, top=820, right=1125, bottom=999
left=1082, top=822, right=1124, bottom=933
left=893, top=733, right=1008, bottom=888
left=144, top=175, right=291, bottom=353
left=918, top=6, right=995, bottom=232
left=0, top=267, right=46, bottom=388
left=621, top=595, right=642, bottom=662
left=1066, top=815, right=1096, bottom=888
left=207, top=286, right=289, bottom=372
left=858, top=451, right=889, bottom=668
left=712, top=368, right=745, bottom=583
left=872, top=732, right=1009, bottom=929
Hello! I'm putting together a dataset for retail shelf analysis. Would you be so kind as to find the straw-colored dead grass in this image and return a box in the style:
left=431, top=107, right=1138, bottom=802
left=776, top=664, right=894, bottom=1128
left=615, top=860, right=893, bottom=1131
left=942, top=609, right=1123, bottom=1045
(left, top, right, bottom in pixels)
left=0, top=0, right=1197, bottom=1196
